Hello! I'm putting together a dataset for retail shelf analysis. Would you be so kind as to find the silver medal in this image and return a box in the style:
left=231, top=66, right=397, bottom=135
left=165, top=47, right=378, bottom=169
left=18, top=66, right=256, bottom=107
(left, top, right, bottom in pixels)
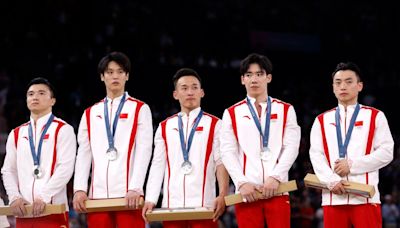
left=33, top=165, right=43, bottom=179
left=106, top=147, right=118, bottom=161
left=260, top=147, right=272, bottom=161
left=181, top=161, right=193, bottom=175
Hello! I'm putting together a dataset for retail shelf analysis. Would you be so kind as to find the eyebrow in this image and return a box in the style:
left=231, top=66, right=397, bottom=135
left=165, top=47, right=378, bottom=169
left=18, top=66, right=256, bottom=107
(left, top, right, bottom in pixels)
left=334, top=77, right=354, bottom=81
left=27, top=89, right=48, bottom=93
left=246, top=70, right=264, bottom=73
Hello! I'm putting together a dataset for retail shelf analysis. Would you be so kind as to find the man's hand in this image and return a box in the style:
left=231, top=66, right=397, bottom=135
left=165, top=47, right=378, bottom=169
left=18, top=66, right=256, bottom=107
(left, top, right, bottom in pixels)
left=32, top=197, right=46, bottom=217
left=331, top=180, right=350, bottom=195
left=212, top=195, right=226, bottom=222
left=260, top=177, right=280, bottom=199
left=238, top=182, right=258, bottom=203
left=141, top=202, right=155, bottom=223
left=126, top=190, right=142, bottom=209
left=10, top=198, right=29, bottom=217
left=334, top=159, right=350, bottom=177
left=73, top=191, right=88, bottom=213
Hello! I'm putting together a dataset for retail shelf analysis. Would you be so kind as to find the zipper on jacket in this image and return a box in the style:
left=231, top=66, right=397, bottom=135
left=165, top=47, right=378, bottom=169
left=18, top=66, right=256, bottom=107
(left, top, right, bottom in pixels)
left=183, top=113, right=190, bottom=208
left=106, top=99, right=114, bottom=198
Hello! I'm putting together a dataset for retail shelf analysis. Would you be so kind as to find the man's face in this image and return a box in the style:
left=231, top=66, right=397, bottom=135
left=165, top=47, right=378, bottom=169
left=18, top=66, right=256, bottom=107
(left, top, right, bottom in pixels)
left=241, top=63, right=271, bottom=98
left=26, top=84, right=55, bottom=114
left=101, top=61, right=129, bottom=94
left=332, top=70, right=363, bottom=105
left=173, top=75, right=204, bottom=112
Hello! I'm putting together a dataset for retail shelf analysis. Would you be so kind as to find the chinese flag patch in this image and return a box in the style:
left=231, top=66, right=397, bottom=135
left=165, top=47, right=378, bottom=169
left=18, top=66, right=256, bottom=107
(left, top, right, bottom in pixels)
left=355, top=121, right=363, bottom=126
left=120, top=113, right=128, bottom=119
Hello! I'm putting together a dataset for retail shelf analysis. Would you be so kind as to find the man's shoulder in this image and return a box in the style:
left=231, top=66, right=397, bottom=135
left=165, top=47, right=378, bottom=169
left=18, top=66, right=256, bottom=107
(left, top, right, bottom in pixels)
left=203, top=111, right=221, bottom=121
left=85, top=99, right=105, bottom=111
left=160, top=114, right=178, bottom=125
left=126, top=96, right=147, bottom=106
left=226, top=99, right=247, bottom=111
left=271, top=97, right=292, bottom=107
left=360, top=104, right=381, bottom=113
left=317, top=107, right=336, bottom=119
left=12, top=122, right=29, bottom=132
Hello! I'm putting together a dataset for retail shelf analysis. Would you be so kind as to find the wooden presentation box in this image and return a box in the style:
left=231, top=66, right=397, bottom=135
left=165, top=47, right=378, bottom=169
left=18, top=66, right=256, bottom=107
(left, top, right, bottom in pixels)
left=303, top=173, right=375, bottom=198
left=85, top=197, right=144, bottom=213
left=146, top=207, right=214, bottom=222
left=0, top=204, right=66, bottom=216
left=224, top=180, right=298, bottom=206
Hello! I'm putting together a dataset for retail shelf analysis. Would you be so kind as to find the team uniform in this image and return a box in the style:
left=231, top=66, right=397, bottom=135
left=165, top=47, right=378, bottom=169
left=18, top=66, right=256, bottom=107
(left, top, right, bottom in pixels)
left=220, top=96, right=300, bottom=228
left=74, top=93, right=153, bottom=227
left=1, top=112, right=76, bottom=227
left=309, top=103, right=394, bottom=227
left=145, top=107, right=221, bottom=228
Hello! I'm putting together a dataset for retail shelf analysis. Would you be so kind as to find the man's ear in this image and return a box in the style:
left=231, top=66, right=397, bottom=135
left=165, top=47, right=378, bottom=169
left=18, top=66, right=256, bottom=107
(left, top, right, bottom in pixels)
left=173, top=90, right=179, bottom=100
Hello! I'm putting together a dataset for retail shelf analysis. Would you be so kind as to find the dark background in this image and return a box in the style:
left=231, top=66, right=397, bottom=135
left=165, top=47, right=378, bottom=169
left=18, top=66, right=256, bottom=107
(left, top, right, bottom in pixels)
left=1, top=1, right=399, bottom=227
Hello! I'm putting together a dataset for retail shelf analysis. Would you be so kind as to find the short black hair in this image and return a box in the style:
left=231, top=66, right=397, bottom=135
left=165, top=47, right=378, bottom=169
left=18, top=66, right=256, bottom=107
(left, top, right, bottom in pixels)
left=172, top=68, right=202, bottom=88
left=26, top=77, right=56, bottom=98
left=331, top=62, right=362, bottom=82
left=97, top=51, right=131, bottom=75
left=240, top=53, right=273, bottom=75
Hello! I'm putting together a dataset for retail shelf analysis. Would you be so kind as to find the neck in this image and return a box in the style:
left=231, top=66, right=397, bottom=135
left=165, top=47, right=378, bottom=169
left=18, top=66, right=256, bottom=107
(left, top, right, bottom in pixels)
left=249, top=93, right=268, bottom=104
left=339, top=99, right=358, bottom=110
left=181, top=106, right=199, bottom=116
left=31, top=110, right=51, bottom=124
left=107, top=90, right=125, bottom=100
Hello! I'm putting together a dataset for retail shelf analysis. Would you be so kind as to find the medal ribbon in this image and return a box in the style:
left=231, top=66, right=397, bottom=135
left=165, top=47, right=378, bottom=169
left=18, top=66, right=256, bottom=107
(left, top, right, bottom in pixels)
left=28, top=114, right=54, bottom=166
left=335, top=103, right=360, bottom=158
left=246, top=96, right=271, bottom=150
left=178, top=110, right=203, bottom=162
left=104, top=92, right=126, bottom=150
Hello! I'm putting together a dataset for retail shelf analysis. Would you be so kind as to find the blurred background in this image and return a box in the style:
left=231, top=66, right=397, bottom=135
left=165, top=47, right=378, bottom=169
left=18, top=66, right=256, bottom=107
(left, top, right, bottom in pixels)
left=1, top=0, right=399, bottom=227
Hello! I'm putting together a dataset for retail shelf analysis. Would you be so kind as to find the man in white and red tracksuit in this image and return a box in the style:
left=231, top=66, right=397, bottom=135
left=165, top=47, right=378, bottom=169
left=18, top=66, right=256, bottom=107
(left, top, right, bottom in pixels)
left=220, top=53, right=301, bottom=228
left=309, top=61, right=394, bottom=228
left=73, top=52, right=153, bottom=227
left=1, top=77, right=76, bottom=227
left=142, top=68, right=229, bottom=228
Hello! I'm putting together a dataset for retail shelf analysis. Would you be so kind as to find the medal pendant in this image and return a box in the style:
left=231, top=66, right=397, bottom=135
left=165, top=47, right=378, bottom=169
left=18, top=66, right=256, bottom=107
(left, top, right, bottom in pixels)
left=33, top=165, right=43, bottom=179
left=181, top=161, right=193, bottom=175
left=106, top=147, right=118, bottom=161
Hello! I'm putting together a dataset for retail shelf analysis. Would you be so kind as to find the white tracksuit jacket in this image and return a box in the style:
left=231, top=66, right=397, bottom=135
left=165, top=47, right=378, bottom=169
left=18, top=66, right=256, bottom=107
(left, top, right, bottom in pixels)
left=220, top=96, right=300, bottom=192
left=145, top=107, right=222, bottom=208
left=1, top=112, right=76, bottom=209
left=309, top=103, right=393, bottom=205
left=73, top=93, right=153, bottom=199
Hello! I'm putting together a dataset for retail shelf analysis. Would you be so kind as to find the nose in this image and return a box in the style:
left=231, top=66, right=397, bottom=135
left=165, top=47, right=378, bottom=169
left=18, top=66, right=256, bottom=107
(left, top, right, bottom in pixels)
left=339, top=83, right=347, bottom=89
left=32, top=93, right=40, bottom=99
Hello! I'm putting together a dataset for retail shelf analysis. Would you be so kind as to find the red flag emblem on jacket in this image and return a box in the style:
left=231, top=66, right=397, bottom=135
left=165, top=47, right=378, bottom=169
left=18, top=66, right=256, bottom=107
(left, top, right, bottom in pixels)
left=271, top=113, right=278, bottom=120
left=355, top=121, right=363, bottom=126
left=196, top=126, right=203, bottom=131
left=120, top=113, right=128, bottom=119
left=43, top=134, right=49, bottom=139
